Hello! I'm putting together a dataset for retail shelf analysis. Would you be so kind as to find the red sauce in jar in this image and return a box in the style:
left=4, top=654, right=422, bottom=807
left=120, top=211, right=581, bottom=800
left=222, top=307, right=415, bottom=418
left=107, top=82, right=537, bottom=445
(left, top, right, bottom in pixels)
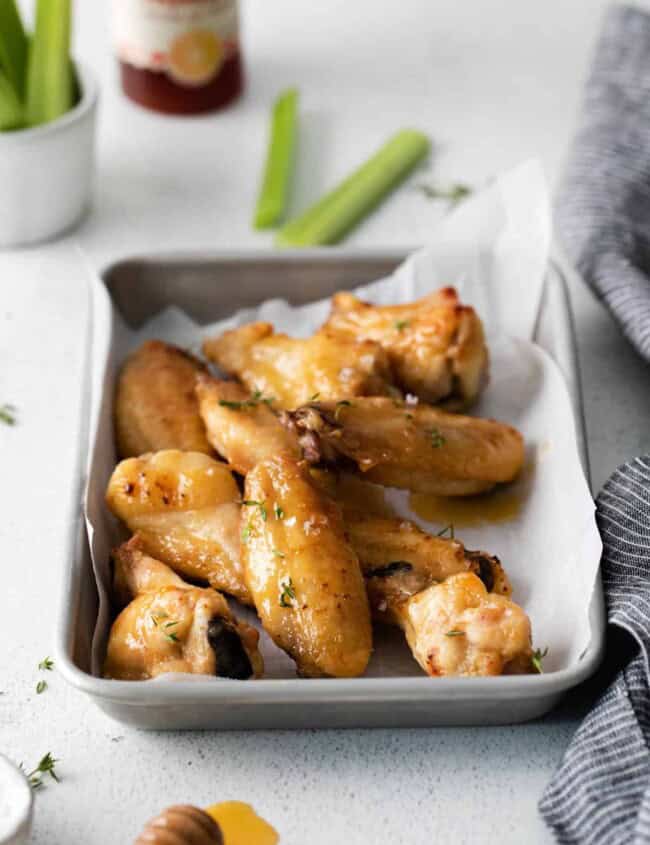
left=114, top=0, right=242, bottom=115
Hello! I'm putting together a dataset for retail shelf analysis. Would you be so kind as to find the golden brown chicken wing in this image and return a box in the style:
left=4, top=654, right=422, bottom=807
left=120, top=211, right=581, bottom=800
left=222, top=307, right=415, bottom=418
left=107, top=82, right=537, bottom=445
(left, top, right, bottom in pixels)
left=114, top=340, right=212, bottom=459
left=104, top=537, right=263, bottom=681
left=202, top=321, right=397, bottom=409
left=322, top=287, right=488, bottom=408
left=397, top=572, right=532, bottom=677
left=347, top=514, right=511, bottom=622
left=285, top=397, right=525, bottom=496
left=195, top=374, right=301, bottom=474
left=105, top=450, right=251, bottom=604
left=242, top=454, right=372, bottom=678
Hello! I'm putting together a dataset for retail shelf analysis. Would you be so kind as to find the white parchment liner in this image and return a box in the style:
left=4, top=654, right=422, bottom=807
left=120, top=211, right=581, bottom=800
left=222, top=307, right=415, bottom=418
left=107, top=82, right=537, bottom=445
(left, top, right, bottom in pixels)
left=85, top=160, right=602, bottom=679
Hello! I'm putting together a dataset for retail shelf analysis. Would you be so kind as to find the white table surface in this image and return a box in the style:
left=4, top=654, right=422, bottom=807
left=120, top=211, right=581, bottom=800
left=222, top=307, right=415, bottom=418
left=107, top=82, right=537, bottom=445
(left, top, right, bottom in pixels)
left=3, top=1, right=650, bottom=843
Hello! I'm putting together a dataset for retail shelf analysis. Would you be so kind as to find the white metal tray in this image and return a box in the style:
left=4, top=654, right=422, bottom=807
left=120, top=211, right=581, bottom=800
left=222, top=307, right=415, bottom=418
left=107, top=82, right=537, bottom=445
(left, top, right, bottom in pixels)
left=55, top=250, right=605, bottom=730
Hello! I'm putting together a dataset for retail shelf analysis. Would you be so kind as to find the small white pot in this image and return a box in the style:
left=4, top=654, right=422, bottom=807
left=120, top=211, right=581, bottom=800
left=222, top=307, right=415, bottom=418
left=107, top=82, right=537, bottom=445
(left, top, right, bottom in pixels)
left=0, top=62, right=98, bottom=248
left=0, top=753, right=33, bottom=844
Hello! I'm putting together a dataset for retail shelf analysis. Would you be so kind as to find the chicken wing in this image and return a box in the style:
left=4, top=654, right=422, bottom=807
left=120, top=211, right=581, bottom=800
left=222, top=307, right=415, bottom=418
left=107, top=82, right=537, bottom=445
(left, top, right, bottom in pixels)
left=104, top=537, right=262, bottom=680
left=347, top=514, right=511, bottom=622
left=202, top=322, right=397, bottom=409
left=105, top=450, right=251, bottom=604
left=114, top=340, right=212, bottom=459
left=242, top=454, right=372, bottom=678
left=322, top=287, right=488, bottom=408
left=285, top=397, right=525, bottom=496
left=195, top=373, right=301, bottom=474
left=396, top=572, right=532, bottom=676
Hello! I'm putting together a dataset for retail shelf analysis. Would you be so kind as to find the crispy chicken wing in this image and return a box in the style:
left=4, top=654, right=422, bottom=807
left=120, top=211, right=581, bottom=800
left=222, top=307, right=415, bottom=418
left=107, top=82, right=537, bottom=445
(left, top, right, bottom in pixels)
left=285, top=397, right=525, bottom=496
left=115, top=340, right=212, bottom=459
left=397, top=572, right=532, bottom=676
left=202, top=322, right=397, bottom=409
left=195, top=374, right=301, bottom=474
left=322, top=287, right=488, bottom=407
left=105, top=450, right=251, bottom=604
left=104, top=537, right=263, bottom=681
left=242, top=454, right=372, bottom=678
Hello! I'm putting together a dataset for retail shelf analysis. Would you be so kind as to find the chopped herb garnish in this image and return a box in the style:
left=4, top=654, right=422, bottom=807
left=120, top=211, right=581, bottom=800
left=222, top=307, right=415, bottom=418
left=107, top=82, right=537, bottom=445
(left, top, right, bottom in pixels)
left=366, top=561, right=414, bottom=578
left=531, top=646, right=549, bottom=674
left=418, top=182, right=473, bottom=206
left=273, top=549, right=286, bottom=558
left=445, top=630, right=465, bottom=638
left=218, top=392, right=275, bottom=411
left=274, top=503, right=285, bottom=520
left=241, top=523, right=252, bottom=543
left=309, top=392, right=321, bottom=401
left=166, top=632, right=180, bottom=643
left=163, top=621, right=179, bottom=629
left=243, top=499, right=267, bottom=521
left=335, top=400, right=352, bottom=420
left=38, top=657, right=54, bottom=671
left=0, top=403, right=16, bottom=425
left=22, top=753, right=60, bottom=789
left=279, top=577, right=296, bottom=608
left=429, top=428, right=445, bottom=448
left=394, top=319, right=410, bottom=331
left=436, top=524, right=455, bottom=539
left=36, top=680, right=47, bottom=694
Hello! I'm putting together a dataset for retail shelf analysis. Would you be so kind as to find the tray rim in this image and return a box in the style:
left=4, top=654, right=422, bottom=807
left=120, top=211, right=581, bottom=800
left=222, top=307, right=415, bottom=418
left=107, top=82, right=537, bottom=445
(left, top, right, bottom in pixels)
left=54, top=248, right=606, bottom=715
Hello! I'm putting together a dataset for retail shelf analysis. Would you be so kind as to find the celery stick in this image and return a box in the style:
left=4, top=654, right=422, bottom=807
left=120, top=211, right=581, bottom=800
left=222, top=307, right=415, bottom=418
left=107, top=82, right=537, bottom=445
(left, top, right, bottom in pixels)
left=0, top=0, right=28, bottom=100
left=254, top=88, right=299, bottom=229
left=276, top=129, right=430, bottom=247
left=0, top=68, right=23, bottom=130
left=26, top=0, right=74, bottom=127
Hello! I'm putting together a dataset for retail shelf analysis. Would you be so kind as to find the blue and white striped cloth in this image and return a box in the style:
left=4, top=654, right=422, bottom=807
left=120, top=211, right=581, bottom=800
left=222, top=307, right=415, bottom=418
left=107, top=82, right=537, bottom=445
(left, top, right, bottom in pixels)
left=540, top=457, right=650, bottom=843
left=540, top=6, right=650, bottom=840
left=555, top=4, right=650, bottom=365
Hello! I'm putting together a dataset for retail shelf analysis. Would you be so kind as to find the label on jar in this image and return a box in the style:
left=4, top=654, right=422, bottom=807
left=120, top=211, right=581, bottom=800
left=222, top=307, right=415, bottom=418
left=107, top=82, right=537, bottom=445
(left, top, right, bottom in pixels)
left=113, top=0, right=239, bottom=87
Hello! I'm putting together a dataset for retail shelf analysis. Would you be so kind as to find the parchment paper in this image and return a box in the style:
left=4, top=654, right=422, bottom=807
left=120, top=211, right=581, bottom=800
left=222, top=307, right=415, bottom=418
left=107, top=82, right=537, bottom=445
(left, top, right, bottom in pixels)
left=86, top=159, right=602, bottom=678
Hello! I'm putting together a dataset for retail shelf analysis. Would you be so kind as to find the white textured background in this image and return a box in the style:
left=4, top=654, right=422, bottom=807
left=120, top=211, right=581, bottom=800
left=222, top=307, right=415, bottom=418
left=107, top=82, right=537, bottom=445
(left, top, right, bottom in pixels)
left=2, top=1, right=650, bottom=843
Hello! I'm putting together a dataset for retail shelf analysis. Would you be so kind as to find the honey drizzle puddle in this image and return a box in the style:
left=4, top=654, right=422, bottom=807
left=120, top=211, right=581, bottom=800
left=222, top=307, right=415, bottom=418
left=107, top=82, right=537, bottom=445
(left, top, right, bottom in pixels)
left=409, top=458, right=535, bottom=528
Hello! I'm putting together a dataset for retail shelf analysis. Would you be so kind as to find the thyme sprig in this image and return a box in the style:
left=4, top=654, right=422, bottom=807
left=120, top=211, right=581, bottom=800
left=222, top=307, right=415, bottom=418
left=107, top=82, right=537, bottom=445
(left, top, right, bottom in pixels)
left=218, top=390, right=275, bottom=411
left=242, top=499, right=267, bottom=521
left=21, top=753, right=60, bottom=789
left=38, top=657, right=54, bottom=671
left=418, top=182, right=473, bottom=206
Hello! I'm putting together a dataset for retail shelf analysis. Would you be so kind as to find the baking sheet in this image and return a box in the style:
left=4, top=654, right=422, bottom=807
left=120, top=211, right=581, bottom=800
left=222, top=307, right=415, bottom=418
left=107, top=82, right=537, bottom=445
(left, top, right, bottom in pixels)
left=86, top=159, right=602, bottom=679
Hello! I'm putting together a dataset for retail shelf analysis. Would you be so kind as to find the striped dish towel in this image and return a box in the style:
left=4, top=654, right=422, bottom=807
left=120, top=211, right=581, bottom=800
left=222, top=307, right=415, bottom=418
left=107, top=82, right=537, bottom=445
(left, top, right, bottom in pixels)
left=541, top=6, right=650, bottom=840
left=540, top=457, right=650, bottom=843
left=555, top=4, right=650, bottom=363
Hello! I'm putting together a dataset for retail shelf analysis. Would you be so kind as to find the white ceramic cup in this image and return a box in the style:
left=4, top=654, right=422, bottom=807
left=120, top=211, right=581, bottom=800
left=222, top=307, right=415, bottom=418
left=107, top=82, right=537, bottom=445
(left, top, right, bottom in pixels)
left=0, top=63, right=98, bottom=248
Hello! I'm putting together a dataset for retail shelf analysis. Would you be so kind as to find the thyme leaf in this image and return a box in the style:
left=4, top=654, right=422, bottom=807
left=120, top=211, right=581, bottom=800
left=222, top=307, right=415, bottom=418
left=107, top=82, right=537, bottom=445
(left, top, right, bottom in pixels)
left=38, top=657, right=54, bottom=671
left=394, top=319, right=410, bottom=331
left=0, top=403, right=16, bottom=425
left=429, top=428, right=445, bottom=448
left=36, top=680, right=47, bottom=694
left=445, top=630, right=465, bottom=638
left=279, top=578, right=296, bottom=608
left=418, top=182, right=473, bottom=206
left=436, top=524, right=455, bottom=539
left=274, top=503, right=285, bottom=520
left=531, top=646, right=549, bottom=674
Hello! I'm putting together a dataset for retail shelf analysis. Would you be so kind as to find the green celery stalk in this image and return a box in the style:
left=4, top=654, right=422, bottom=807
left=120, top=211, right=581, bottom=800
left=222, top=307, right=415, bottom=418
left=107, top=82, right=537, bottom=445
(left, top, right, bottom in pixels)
left=0, top=67, right=23, bottom=130
left=275, top=129, right=430, bottom=247
left=0, top=0, right=28, bottom=100
left=26, top=0, right=74, bottom=127
left=254, top=88, right=299, bottom=229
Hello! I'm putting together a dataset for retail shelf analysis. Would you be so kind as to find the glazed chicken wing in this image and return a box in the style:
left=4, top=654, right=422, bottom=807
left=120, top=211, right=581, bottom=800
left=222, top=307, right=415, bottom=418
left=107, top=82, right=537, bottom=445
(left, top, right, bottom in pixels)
left=322, top=287, right=488, bottom=408
left=397, top=572, right=532, bottom=677
left=115, top=340, right=212, bottom=459
left=106, top=450, right=251, bottom=604
left=242, top=454, right=372, bottom=678
left=104, top=537, right=263, bottom=681
left=195, top=373, right=301, bottom=474
left=347, top=515, right=511, bottom=624
left=286, top=397, right=525, bottom=496
left=202, top=321, right=397, bottom=409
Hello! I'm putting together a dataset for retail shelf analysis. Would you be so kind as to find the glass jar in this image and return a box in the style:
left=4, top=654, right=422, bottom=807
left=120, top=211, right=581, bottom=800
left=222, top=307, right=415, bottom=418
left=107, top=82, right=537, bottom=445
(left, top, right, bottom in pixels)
left=113, top=0, right=243, bottom=115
